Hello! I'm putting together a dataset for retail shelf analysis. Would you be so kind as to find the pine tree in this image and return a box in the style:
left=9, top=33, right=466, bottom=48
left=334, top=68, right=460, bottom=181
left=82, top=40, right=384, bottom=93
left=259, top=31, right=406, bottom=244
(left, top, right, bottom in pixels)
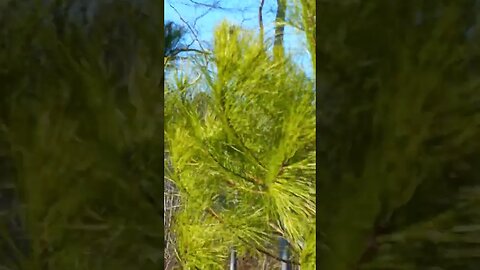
left=165, top=17, right=316, bottom=269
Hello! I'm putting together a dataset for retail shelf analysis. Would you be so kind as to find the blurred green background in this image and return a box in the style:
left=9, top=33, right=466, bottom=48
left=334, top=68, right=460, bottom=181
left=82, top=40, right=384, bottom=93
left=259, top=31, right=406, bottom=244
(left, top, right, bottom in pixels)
left=0, top=1, right=163, bottom=269
left=317, top=1, right=480, bottom=269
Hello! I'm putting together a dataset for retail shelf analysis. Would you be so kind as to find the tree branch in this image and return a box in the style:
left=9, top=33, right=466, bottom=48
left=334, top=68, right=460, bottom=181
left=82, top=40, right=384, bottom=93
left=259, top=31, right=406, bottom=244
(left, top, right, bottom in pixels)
left=205, top=148, right=265, bottom=188
left=169, top=47, right=211, bottom=57
left=206, top=207, right=300, bottom=265
left=169, top=3, right=209, bottom=64
left=188, top=0, right=223, bottom=9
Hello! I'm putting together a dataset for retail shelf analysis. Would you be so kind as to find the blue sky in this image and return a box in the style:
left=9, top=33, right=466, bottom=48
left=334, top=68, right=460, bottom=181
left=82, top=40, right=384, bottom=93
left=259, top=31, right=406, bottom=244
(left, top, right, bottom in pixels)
left=165, top=0, right=313, bottom=77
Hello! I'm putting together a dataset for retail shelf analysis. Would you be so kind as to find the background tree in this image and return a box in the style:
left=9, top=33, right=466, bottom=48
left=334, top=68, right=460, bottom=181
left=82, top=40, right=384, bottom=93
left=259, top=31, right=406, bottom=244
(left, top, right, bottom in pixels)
left=164, top=20, right=188, bottom=62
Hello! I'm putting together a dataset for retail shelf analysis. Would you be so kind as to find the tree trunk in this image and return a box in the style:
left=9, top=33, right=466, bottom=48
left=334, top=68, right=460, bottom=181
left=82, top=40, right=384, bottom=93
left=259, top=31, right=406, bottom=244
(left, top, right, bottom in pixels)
left=274, top=0, right=287, bottom=59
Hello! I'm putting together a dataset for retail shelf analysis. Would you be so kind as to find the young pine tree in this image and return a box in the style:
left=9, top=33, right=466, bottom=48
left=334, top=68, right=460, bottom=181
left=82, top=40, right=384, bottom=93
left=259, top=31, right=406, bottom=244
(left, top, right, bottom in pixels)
left=165, top=20, right=316, bottom=269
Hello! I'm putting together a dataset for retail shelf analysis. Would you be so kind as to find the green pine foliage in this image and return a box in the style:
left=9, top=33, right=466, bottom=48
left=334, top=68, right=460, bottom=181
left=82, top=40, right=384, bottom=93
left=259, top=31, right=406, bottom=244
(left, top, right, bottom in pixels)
left=165, top=19, right=316, bottom=269
left=318, top=1, right=480, bottom=269
left=0, top=1, right=163, bottom=269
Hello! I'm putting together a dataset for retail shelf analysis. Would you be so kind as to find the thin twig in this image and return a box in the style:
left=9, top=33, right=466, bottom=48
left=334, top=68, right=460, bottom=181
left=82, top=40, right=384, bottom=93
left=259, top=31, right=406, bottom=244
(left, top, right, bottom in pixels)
left=187, top=0, right=248, bottom=12
left=188, top=0, right=223, bottom=9
left=192, top=3, right=215, bottom=28
left=169, top=3, right=208, bottom=63
left=169, top=48, right=211, bottom=57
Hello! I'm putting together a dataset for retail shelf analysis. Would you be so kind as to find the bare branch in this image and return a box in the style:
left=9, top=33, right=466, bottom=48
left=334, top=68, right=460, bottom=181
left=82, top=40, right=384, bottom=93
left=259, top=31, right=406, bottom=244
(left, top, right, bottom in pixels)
left=169, top=3, right=208, bottom=54
left=169, top=47, right=211, bottom=57
left=186, top=0, right=250, bottom=13
left=188, top=0, right=223, bottom=9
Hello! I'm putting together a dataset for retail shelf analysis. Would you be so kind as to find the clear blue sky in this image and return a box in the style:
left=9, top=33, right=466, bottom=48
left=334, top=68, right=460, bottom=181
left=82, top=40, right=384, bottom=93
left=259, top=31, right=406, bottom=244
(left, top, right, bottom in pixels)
left=165, top=0, right=313, bottom=77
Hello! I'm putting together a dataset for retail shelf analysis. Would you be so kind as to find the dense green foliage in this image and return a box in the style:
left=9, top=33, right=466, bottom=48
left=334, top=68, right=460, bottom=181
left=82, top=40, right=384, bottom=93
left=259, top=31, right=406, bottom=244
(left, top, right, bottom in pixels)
left=0, top=1, right=163, bottom=269
left=318, top=1, right=480, bottom=269
left=3, top=0, right=479, bottom=269
left=165, top=0, right=316, bottom=268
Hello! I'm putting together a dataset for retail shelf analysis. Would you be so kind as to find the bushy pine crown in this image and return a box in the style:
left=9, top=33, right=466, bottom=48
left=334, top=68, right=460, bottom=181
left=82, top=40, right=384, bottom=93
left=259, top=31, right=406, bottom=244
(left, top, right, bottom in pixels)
left=166, top=20, right=316, bottom=269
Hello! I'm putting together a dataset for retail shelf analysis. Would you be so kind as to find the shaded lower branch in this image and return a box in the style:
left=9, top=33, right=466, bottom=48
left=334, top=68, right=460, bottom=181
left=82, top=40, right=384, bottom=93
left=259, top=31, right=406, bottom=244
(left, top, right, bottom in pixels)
left=206, top=208, right=300, bottom=265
